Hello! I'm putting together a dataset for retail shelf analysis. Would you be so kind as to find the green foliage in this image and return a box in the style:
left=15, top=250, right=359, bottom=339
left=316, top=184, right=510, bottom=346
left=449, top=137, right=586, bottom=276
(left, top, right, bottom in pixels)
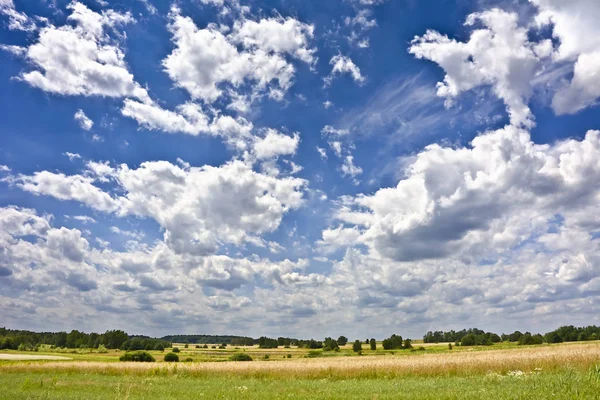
left=352, top=340, right=362, bottom=352
left=518, top=333, right=543, bottom=345
left=403, top=339, right=413, bottom=349
left=97, top=345, right=108, bottom=353
left=119, top=351, right=155, bottom=362
left=258, top=337, right=279, bottom=349
left=184, top=344, right=188, bottom=348
left=263, top=354, right=270, bottom=360
left=172, top=347, right=180, bottom=353
left=370, top=338, right=376, bottom=350
left=184, top=357, right=193, bottom=362
left=229, top=353, right=253, bottom=361
left=448, top=343, right=452, bottom=350
left=337, top=336, right=348, bottom=346
left=382, top=334, right=403, bottom=350
left=323, top=337, right=339, bottom=351
left=286, top=354, right=292, bottom=358
left=163, top=352, right=179, bottom=362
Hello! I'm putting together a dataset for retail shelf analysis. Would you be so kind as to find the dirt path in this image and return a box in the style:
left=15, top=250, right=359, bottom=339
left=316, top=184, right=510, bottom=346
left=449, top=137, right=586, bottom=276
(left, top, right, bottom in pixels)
left=0, top=354, right=72, bottom=361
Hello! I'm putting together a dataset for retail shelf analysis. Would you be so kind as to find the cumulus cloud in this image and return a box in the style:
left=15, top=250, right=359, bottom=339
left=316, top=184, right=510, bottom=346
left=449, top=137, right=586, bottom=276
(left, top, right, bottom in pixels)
left=253, top=130, right=299, bottom=160
left=10, top=159, right=306, bottom=256
left=409, top=9, right=539, bottom=128
left=325, top=55, right=365, bottom=86
left=162, top=8, right=315, bottom=104
left=11, top=2, right=149, bottom=101
left=335, top=126, right=600, bottom=263
left=74, top=109, right=93, bottom=130
left=531, top=0, right=600, bottom=114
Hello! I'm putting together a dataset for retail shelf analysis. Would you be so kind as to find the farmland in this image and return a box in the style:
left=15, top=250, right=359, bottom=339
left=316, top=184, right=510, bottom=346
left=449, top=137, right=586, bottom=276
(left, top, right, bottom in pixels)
left=2, top=341, right=600, bottom=399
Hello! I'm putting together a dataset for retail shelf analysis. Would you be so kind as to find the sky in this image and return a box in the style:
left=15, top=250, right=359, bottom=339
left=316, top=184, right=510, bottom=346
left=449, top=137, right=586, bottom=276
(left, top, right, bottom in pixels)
left=1, top=0, right=600, bottom=340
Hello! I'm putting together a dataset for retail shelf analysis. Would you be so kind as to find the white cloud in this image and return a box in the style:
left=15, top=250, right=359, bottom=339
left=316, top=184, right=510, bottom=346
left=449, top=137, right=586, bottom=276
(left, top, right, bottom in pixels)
left=253, top=130, right=299, bottom=160
left=74, top=109, right=93, bottom=130
left=0, top=164, right=11, bottom=172
left=322, top=125, right=349, bottom=136
left=72, top=215, right=96, bottom=224
left=13, top=2, right=149, bottom=101
left=341, top=154, right=363, bottom=178
left=64, top=152, right=81, bottom=161
left=316, top=146, right=327, bottom=159
left=162, top=8, right=314, bottom=104
left=11, top=159, right=307, bottom=256
left=344, top=9, right=377, bottom=31
left=335, top=126, right=600, bottom=263
left=110, top=226, right=145, bottom=240
left=231, top=17, right=316, bottom=65
left=325, top=55, right=365, bottom=86
left=0, top=0, right=35, bottom=31
left=329, top=141, right=342, bottom=157
left=323, top=100, right=333, bottom=109
left=316, top=225, right=362, bottom=254
left=531, top=0, right=600, bottom=114
left=409, top=9, right=540, bottom=128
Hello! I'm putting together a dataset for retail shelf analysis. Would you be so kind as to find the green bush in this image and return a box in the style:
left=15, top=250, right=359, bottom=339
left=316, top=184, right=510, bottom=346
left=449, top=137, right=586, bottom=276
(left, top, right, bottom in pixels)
left=184, top=357, right=193, bottom=362
left=163, top=352, right=179, bottom=362
left=97, top=344, right=108, bottom=353
left=229, top=353, right=253, bottom=361
left=172, top=347, right=180, bottom=353
left=119, top=351, right=155, bottom=362
left=263, top=354, right=270, bottom=360
left=286, top=354, right=292, bottom=358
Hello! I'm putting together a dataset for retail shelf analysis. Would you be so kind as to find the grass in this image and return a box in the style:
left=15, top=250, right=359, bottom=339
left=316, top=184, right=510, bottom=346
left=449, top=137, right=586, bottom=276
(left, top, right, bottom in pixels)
left=3, top=368, right=600, bottom=399
left=2, top=342, right=600, bottom=398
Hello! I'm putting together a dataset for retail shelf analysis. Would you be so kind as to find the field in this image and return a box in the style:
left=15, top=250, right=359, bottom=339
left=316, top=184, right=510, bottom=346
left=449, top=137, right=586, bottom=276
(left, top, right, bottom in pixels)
left=2, top=342, right=600, bottom=399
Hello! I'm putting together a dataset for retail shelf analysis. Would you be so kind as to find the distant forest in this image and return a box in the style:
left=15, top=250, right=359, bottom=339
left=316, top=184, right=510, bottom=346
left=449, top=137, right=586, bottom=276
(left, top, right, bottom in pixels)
left=1, top=325, right=599, bottom=351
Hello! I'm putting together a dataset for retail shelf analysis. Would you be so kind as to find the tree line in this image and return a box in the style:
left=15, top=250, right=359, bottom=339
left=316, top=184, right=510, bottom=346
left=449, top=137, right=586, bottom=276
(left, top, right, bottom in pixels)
left=0, top=328, right=170, bottom=351
left=423, top=325, right=600, bottom=346
left=3, top=324, right=599, bottom=352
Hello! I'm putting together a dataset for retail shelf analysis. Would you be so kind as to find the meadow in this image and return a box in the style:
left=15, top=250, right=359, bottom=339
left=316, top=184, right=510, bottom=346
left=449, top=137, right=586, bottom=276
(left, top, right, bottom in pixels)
left=2, top=341, right=600, bottom=399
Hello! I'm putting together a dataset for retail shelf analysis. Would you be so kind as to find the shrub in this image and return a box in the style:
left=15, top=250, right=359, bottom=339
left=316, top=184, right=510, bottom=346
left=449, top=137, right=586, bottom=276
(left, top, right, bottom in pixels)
left=229, top=353, right=253, bottom=361
left=184, top=344, right=189, bottom=349
left=184, top=357, right=193, bottom=362
left=119, top=351, right=155, bottom=362
left=352, top=340, right=362, bottom=353
left=172, top=347, right=180, bottom=353
left=196, top=345, right=200, bottom=348
left=154, top=343, right=164, bottom=352
left=286, top=354, right=292, bottom=358
left=263, top=354, right=270, bottom=360
left=370, top=338, right=376, bottom=350
left=203, top=344, right=208, bottom=348
left=448, top=343, right=453, bottom=350
left=403, top=339, right=413, bottom=349
left=164, top=352, right=179, bottom=362
left=97, top=344, right=108, bottom=353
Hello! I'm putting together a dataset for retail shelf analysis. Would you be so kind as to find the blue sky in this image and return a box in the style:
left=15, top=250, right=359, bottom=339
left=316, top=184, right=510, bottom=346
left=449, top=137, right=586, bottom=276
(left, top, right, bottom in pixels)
left=1, top=0, right=600, bottom=339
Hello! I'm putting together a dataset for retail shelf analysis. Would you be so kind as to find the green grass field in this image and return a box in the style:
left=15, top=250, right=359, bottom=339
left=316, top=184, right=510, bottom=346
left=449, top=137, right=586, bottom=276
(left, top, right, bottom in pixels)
left=2, top=342, right=600, bottom=399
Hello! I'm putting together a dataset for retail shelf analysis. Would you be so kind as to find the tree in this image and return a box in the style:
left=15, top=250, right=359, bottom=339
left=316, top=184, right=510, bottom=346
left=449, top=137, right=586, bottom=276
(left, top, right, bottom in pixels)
left=461, top=334, right=476, bottom=346
left=323, top=337, right=339, bottom=351
left=352, top=340, right=362, bottom=353
left=164, top=352, right=179, bottom=362
left=382, top=334, right=403, bottom=350
left=337, top=336, right=348, bottom=346
left=403, top=339, right=412, bottom=349
left=369, top=338, right=376, bottom=350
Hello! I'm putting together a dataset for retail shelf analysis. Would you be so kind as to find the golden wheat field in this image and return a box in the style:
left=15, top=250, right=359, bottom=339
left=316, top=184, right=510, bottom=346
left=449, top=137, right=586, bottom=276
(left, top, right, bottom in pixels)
left=3, top=342, right=600, bottom=379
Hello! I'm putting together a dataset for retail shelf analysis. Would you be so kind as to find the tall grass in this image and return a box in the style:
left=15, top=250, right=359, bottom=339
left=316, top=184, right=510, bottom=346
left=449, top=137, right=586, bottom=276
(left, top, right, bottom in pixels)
left=2, top=342, right=600, bottom=380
